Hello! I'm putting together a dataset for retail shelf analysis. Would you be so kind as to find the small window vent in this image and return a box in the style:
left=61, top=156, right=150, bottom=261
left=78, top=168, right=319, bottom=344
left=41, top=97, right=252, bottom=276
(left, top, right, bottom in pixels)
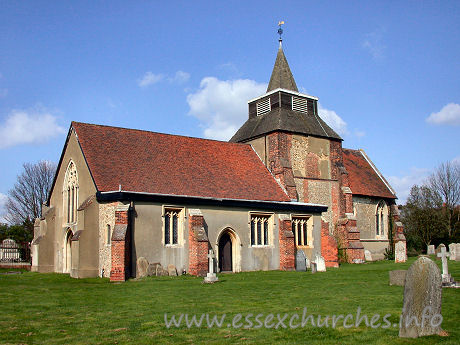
left=256, top=98, right=271, bottom=116
left=292, top=96, right=308, bottom=113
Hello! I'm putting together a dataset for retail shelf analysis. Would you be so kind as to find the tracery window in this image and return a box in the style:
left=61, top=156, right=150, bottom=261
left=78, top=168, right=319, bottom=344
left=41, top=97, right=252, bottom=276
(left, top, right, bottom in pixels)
left=376, top=200, right=387, bottom=238
left=250, top=214, right=271, bottom=246
left=164, top=208, right=183, bottom=245
left=292, top=216, right=312, bottom=247
left=63, top=161, right=78, bottom=224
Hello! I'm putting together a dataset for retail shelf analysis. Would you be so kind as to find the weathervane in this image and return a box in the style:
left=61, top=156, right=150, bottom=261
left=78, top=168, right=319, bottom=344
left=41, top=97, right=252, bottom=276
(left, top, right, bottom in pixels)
left=278, top=21, right=285, bottom=43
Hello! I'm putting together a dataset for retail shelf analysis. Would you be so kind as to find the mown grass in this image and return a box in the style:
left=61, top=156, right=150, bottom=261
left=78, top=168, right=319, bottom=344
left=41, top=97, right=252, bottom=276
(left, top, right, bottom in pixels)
left=0, top=257, right=459, bottom=344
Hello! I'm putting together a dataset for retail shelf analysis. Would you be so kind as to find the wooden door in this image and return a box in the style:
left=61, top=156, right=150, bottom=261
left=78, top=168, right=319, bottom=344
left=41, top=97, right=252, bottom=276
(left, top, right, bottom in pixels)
left=219, top=233, right=232, bottom=272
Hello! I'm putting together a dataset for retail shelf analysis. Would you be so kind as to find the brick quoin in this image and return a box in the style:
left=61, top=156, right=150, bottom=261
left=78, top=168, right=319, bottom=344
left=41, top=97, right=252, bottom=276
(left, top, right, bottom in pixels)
left=278, top=216, right=295, bottom=270
left=110, top=207, right=130, bottom=282
left=321, top=220, right=339, bottom=268
left=188, top=214, right=208, bottom=276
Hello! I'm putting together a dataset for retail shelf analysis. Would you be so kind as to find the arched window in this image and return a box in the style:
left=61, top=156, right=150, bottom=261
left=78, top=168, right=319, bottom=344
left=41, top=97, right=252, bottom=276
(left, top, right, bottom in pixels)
left=376, top=200, right=387, bottom=238
left=64, top=161, right=78, bottom=224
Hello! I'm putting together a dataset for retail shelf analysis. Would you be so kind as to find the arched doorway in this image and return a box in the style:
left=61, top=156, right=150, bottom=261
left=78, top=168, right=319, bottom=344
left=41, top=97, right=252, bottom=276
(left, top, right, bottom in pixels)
left=63, top=229, right=73, bottom=273
left=218, top=232, right=232, bottom=272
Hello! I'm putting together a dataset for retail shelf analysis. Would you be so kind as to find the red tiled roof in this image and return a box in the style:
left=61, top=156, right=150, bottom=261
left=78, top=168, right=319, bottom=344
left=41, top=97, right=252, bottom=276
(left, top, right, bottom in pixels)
left=342, top=148, right=396, bottom=199
left=72, top=122, right=290, bottom=202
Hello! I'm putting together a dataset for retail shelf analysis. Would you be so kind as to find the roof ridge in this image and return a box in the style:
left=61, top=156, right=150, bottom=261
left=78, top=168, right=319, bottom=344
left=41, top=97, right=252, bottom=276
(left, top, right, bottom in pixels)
left=71, top=121, right=249, bottom=148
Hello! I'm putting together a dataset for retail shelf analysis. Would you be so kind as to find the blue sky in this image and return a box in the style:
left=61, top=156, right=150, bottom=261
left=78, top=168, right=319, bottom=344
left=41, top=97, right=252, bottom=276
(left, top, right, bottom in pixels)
left=0, top=1, right=459, bottom=218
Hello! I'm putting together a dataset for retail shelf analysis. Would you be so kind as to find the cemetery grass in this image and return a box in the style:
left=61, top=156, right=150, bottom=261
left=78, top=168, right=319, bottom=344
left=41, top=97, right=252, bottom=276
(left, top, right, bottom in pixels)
left=0, top=258, right=459, bottom=345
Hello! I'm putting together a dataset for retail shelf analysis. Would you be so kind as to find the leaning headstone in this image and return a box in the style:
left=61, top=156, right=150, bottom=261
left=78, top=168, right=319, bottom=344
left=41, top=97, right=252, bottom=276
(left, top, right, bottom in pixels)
left=427, top=245, right=435, bottom=255
left=395, top=241, right=407, bottom=263
left=136, top=257, right=149, bottom=278
left=436, top=247, right=451, bottom=284
left=295, top=250, right=307, bottom=271
left=448, top=243, right=456, bottom=261
left=167, top=264, right=178, bottom=276
left=435, top=244, right=446, bottom=258
left=204, top=249, right=219, bottom=283
left=314, top=254, right=326, bottom=272
left=399, top=257, right=442, bottom=338
left=364, top=250, right=373, bottom=262
left=389, top=270, right=407, bottom=286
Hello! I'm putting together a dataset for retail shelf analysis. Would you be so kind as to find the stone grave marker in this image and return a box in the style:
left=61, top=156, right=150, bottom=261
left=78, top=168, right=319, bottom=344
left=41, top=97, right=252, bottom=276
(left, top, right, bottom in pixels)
left=136, top=257, right=149, bottom=278
left=427, top=245, right=435, bottom=255
left=204, top=249, right=218, bottom=283
left=389, top=270, right=407, bottom=286
left=395, top=241, right=407, bottom=263
left=314, top=254, right=326, bottom=272
left=167, top=264, right=178, bottom=276
left=364, top=249, right=372, bottom=262
left=435, top=244, right=446, bottom=258
left=437, top=247, right=451, bottom=284
left=448, top=243, right=456, bottom=261
left=295, top=250, right=307, bottom=271
left=456, top=244, right=460, bottom=262
left=399, top=257, right=442, bottom=338
left=305, top=257, right=311, bottom=269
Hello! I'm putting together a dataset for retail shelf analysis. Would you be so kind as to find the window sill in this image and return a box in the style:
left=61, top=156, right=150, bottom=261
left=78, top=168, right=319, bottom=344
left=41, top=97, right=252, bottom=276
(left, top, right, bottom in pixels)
left=250, top=245, right=273, bottom=248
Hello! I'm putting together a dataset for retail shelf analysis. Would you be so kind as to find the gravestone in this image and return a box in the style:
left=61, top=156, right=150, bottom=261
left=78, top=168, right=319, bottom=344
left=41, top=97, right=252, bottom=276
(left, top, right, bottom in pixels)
left=399, top=257, right=442, bottom=338
left=136, top=257, right=149, bottom=278
left=456, top=244, right=460, bottom=262
left=395, top=241, right=407, bottom=263
left=435, top=244, right=446, bottom=258
left=147, top=262, right=161, bottom=276
left=436, top=247, right=451, bottom=284
left=427, top=245, right=435, bottom=255
left=305, top=257, right=311, bottom=269
left=364, top=250, right=372, bottom=262
left=314, top=254, right=326, bottom=272
left=204, top=249, right=218, bottom=283
left=295, top=250, right=307, bottom=271
left=448, top=243, right=456, bottom=261
left=389, top=270, right=407, bottom=286
left=167, top=264, right=178, bottom=276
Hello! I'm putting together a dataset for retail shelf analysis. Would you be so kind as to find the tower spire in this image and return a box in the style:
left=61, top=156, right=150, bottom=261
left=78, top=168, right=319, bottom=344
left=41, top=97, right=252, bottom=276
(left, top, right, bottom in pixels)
left=267, top=22, right=298, bottom=92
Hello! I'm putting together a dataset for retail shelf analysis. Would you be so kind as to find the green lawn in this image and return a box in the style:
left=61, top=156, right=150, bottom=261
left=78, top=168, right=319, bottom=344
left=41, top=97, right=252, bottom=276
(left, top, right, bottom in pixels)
left=0, top=257, right=459, bottom=345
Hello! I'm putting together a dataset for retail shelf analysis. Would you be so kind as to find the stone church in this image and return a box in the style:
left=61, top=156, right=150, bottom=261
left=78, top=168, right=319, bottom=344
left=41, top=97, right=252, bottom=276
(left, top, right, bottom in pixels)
left=31, top=41, right=405, bottom=281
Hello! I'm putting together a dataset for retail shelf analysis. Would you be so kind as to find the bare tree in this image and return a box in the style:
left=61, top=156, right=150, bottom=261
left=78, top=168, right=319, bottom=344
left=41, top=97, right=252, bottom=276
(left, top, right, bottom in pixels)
left=402, top=185, right=445, bottom=247
left=428, top=161, right=460, bottom=237
left=5, top=161, right=56, bottom=225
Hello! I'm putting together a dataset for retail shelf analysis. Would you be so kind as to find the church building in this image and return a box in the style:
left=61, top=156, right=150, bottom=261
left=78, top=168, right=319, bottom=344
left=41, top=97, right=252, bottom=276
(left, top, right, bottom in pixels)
left=31, top=39, right=405, bottom=281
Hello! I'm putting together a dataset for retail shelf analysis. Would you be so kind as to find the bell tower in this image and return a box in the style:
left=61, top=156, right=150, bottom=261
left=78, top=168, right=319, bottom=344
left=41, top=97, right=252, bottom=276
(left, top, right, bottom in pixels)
left=230, top=24, right=365, bottom=266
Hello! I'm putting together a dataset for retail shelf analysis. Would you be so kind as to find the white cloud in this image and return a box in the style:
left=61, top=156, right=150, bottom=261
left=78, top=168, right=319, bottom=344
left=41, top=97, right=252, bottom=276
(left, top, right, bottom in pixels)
left=171, top=70, right=190, bottom=84
left=187, top=77, right=267, bottom=140
left=318, top=104, right=349, bottom=136
left=137, top=71, right=164, bottom=87
left=138, top=70, right=191, bottom=88
left=0, top=109, right=66, bottom=149
left=387, top=167, right=431, bottom=204
left=363, top=29, right=386, bottom=60
left=426, top=103, right=460, bottom=126
left=0, top=192, right=7, bottom=224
